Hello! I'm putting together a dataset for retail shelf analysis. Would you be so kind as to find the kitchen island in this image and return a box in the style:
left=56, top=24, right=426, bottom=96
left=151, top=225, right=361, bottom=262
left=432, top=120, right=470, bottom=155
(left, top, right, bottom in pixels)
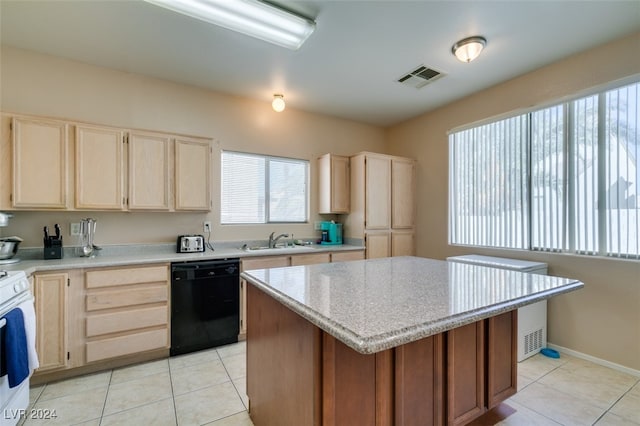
left=241, top=256, right=584, bottom=426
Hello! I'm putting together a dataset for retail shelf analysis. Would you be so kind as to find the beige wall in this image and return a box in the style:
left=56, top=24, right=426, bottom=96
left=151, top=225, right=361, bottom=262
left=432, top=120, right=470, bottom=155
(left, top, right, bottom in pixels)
left=0, top=46, right=386, bottom=246
left=387, top=32, right=640, bottom=370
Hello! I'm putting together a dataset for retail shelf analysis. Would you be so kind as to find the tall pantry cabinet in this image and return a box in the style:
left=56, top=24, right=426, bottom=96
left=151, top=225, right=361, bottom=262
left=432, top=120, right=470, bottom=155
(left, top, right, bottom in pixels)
left=344, top=152, right=416, bottom=259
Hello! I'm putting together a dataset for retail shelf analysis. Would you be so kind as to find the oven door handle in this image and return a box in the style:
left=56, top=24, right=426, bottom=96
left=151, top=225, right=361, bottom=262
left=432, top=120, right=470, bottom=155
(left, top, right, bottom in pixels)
left=0, top=318, right=5, bottom=329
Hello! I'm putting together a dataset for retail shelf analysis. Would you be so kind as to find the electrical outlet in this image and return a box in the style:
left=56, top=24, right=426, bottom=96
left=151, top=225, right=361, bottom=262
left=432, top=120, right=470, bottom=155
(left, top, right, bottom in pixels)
left=70, top=223, right=80, bottom=236
left=203, top=221, right=212, bottom=233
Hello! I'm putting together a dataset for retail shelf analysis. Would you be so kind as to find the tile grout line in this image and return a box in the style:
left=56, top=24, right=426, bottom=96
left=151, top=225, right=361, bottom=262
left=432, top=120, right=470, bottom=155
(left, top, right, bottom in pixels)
left=591, top=377, right=640, bottom=425
left=97, top=369, right=114, bottom=425
left=167, top=357, right=180, bottom=426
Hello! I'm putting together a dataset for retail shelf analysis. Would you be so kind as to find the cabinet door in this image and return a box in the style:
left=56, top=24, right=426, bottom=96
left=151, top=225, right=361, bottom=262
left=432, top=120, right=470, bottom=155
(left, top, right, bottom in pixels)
left=12, top=117, right=68, bottom=208
left=365, top=155, right=391, bottom=229
left=447, top=321, right=485, bottom=425
left=365, top=231, right=391, bottom=259
left=487, top=310, right=517, bottom=408
left=391, top=230, right=415, bottom=257
left=392, top=158, right=416, bottom=229
left=318, top=154, right=350, bottom=214
left=34, top=272, right=68, bottom=372
left=175, top=137, right=211, bottom=211
left=128, top=132, right=171, bottom=210
left=75, top=124, right=125, bottom=209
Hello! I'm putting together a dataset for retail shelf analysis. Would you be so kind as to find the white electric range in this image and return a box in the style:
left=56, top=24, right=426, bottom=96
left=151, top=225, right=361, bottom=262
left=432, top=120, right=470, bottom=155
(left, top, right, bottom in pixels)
left=0, top=270, right=32, bottom=426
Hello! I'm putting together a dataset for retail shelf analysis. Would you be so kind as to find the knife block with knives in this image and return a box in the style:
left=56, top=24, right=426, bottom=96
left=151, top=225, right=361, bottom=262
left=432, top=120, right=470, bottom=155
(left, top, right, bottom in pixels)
left=43, top=224, right=63, bottom=259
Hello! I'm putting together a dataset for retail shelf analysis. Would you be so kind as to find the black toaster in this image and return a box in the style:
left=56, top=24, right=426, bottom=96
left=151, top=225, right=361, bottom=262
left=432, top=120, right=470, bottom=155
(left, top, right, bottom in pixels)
left=176, top=235, right=205, bottom=253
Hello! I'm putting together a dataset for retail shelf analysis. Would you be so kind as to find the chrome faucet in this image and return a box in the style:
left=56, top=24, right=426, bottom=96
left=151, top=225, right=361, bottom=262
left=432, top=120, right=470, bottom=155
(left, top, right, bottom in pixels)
left=268, top=232, right=289, bottom=248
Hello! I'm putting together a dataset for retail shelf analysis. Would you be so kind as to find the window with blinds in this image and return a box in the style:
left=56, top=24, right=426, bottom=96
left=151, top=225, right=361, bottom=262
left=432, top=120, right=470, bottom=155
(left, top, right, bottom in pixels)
left=449, top=81, right=639, bottom=258
left=221, top=151, right=309, bottom=224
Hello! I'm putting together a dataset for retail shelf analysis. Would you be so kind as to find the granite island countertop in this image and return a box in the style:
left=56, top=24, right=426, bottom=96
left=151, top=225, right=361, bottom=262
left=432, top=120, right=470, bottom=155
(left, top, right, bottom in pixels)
left=241, top=256, right=584, bottom=354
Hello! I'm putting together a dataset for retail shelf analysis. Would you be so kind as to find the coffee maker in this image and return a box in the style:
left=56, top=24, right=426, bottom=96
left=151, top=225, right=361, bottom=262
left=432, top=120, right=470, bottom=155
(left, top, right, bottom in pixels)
left=319, top=221, right=343, bottom=245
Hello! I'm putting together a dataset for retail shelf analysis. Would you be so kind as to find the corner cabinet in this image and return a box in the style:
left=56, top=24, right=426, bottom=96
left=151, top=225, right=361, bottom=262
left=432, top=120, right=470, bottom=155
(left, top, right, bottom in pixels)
left=175, top=137, right=211, bottom=211
left=345, top=152, right=416, bottom=259
left=11, top=116, right=69, bottom=209
left=318, top=153, right=350, bottom=214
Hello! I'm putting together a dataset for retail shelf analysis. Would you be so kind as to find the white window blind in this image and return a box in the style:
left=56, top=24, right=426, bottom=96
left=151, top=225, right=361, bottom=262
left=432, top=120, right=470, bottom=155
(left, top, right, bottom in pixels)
left=221, top=151, right=308, bottom=224
left=531, top=105, right=565, bottom=251
left=605, top=83, right=639, bottom=257
left=449, top=81, right=640, bottom=258
left=448, top=115, right=528, bottom=249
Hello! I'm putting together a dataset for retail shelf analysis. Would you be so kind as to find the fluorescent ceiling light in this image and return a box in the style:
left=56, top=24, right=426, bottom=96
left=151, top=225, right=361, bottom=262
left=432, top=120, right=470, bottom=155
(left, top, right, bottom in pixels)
left=145, top=0, right=316, bottom=50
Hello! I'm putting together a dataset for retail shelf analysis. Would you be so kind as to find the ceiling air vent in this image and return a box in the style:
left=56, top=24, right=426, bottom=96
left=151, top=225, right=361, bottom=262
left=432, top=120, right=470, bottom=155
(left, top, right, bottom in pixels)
left=397, top=65, right=445, bottom=89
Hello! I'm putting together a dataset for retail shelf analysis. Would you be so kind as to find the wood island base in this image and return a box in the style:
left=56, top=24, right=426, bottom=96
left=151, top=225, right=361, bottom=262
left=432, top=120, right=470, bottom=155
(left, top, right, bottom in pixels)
left=246, top=284, right=517, bottom=426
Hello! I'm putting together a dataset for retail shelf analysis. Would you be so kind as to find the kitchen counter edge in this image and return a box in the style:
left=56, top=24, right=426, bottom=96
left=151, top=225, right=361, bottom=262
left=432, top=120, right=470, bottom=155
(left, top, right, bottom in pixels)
left=3, top=244, right=365, bottom=276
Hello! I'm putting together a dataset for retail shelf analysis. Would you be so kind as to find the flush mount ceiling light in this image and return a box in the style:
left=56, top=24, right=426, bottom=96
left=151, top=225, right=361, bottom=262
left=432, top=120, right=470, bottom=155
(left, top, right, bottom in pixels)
left=145, top=0, right=315, bottom=50
left=272, top=94, right=285, bottom=112
left=452, top=36, right=487, bottom=63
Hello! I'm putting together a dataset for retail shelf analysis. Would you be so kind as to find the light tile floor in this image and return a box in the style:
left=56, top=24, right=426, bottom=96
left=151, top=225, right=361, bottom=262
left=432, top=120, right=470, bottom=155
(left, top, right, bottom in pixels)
left=22, top=342, right=640, bottom=426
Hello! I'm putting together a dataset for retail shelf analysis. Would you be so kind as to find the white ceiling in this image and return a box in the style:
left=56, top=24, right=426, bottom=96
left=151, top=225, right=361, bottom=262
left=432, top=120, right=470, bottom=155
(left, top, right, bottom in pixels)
left=1, top=1, right=639, bottom=127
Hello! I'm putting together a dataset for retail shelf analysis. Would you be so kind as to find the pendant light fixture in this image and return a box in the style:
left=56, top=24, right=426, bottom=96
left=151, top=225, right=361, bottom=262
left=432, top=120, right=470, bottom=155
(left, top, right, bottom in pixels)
left=145, top=0, right=316, bottom=50
left=272, top=94, right=286, bottom=112
left=452, top=36, right=487, bottom=63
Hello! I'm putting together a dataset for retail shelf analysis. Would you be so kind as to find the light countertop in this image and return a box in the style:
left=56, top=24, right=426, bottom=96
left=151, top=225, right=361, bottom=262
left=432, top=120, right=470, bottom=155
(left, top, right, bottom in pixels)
left=241, top=256, right=584, bottom=354
left=0, top=242, right=364, bottom=276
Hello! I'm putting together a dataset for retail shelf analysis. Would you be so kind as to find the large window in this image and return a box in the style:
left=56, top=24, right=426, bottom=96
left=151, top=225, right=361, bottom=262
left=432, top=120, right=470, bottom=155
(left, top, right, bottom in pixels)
left=221, top=151, right=309, bottom=224
left=449, top=81, right=639, bottom=258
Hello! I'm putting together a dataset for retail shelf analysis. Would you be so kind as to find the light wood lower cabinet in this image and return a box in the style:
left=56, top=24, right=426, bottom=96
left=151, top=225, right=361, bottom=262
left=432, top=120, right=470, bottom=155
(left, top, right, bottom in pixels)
left=33, top=272, right=68, bottom=372
left=84, top=265, right=170, bottom=363
left=365, top=231, right=391, bottom=259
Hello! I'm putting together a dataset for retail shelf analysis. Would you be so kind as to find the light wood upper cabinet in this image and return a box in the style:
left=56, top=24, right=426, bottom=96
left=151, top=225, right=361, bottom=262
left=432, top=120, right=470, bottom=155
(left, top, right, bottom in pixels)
left=12, top=117, right=68, bottom=208
left=75, top=124, right=125, bottom=210
left=391, top=158, right=416, bottom=229
left=365, top=154, right=391, bottom=229
left=175, top=137, right=211, bottom=211
left=34, top=272, right=68, bottom=372
left=346, top=152, right=415, bottom=259
left=318, top=153, right=350, bottom=214
left=128, top=131, right=171, bottom=210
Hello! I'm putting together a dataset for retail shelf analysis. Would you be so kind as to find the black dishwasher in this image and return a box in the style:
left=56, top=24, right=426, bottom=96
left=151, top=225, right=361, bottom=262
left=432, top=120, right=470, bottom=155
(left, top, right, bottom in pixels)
left=171, top=259, right=240, bottom=356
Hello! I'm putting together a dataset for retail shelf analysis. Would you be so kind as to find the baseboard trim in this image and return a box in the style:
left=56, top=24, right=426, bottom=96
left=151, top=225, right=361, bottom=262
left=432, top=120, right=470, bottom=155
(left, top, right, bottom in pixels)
left=547, top=343, right=640, bottom=378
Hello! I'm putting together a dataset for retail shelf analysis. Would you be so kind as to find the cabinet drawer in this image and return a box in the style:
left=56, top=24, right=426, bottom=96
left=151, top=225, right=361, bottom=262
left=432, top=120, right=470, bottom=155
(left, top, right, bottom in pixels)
left=242, top=256, right=290, bottom=270
left=86, top=265, right=168, bottom=288
left=291, top=253, right=330, bottom=266
left=86, top=328, right=168, bottom=363
left=86, top=306, right=168, bottom=337
left=86, top=285, right=168, bottom=311
left=331, top=251, right=365, bottom=262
